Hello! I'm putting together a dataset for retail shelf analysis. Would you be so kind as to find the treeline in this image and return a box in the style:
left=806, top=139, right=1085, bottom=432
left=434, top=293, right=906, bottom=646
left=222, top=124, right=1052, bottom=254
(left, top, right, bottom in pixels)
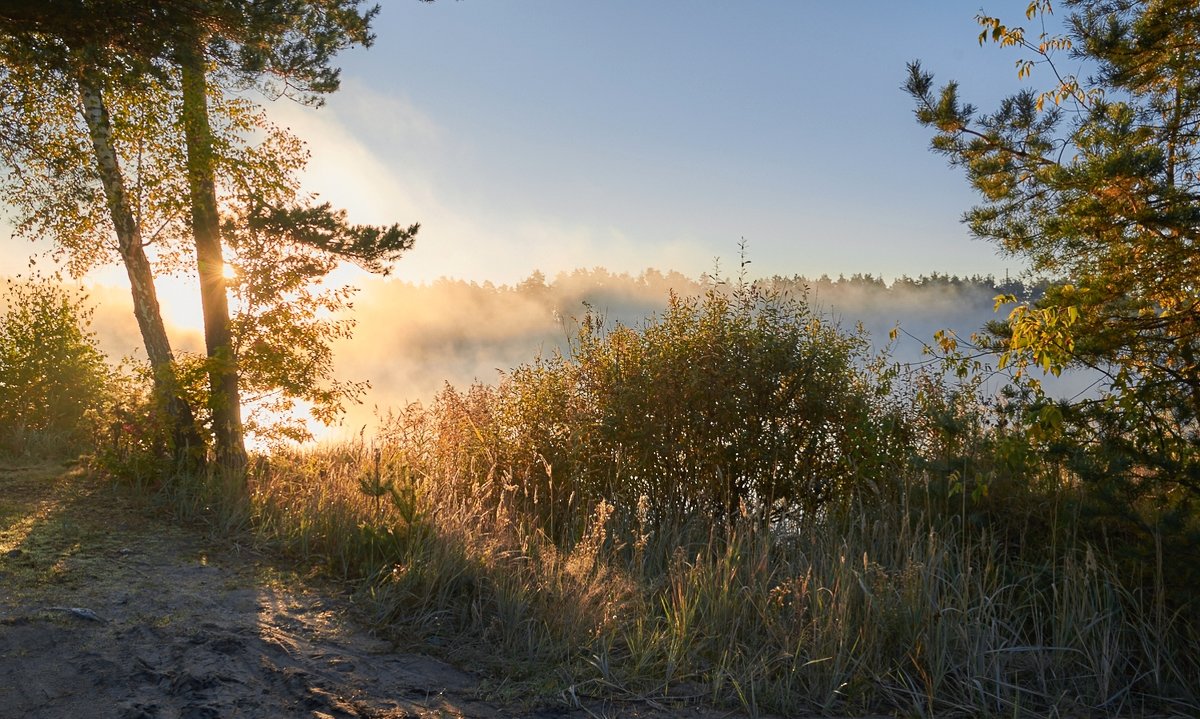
left=380, top=267, right=1044, bottom=308
left=329, top=267, right=1052, bottom=432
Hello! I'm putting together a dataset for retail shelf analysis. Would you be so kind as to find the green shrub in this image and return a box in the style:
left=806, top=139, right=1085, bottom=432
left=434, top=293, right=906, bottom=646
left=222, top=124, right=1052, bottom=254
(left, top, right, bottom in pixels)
left=389, top=282, right=912, bottom=539
left=0, top=275, right=112, bottom=456
left=91, top=361, right=182, bottom=483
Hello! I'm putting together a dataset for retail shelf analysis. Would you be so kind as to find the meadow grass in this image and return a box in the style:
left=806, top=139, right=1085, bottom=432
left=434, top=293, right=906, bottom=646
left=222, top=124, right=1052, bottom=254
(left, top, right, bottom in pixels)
left=212, top=436, right=1199, bottom=718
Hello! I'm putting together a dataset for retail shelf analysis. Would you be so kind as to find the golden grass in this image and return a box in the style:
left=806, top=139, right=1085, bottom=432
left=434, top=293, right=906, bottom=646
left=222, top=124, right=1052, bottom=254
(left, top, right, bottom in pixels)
left=203, top=440, right=1200, bottom=717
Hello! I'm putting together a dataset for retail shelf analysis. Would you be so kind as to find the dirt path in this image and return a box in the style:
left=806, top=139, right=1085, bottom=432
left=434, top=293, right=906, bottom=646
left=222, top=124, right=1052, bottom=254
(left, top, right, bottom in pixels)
left=0, top=462, right=611, bottom=719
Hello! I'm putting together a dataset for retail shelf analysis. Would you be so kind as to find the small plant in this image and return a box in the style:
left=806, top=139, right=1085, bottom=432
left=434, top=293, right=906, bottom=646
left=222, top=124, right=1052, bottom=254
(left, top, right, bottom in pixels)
left=357, top=447, right=394, bottom=515
left=356, top=446, right=421, bottom=525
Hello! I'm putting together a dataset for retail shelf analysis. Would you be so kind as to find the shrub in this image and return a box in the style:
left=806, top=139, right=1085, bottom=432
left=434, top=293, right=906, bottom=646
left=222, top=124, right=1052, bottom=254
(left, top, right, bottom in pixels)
left=0, top=275, right=112, bottom=456
left=387, top=281, right=912, bottom=539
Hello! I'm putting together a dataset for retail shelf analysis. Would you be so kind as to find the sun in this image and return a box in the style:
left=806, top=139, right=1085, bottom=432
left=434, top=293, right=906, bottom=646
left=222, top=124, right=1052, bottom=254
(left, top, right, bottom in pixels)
left=222, top=262, right=238, bottom=281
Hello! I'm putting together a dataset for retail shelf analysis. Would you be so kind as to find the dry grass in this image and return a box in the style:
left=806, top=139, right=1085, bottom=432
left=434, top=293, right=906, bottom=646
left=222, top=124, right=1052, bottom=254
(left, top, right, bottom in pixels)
left=89, top=285, right=1198, bottom=716
left=215, top=438, right=1200, bottom=718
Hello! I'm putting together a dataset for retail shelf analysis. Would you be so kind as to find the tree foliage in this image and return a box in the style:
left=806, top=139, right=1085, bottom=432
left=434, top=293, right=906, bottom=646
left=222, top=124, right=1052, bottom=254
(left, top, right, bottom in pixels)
left=0, top=0, right=380, bottom=97
left=0, top=56, right=192, bottom=275
left=907, top=0, right=1200, bottom=498
left=0, top=1, right=418, bottom=460
left=0, top=275, right=111, bottom=455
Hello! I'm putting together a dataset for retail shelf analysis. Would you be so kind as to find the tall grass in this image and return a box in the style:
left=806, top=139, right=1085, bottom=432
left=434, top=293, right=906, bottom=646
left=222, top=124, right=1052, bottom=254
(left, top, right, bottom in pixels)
left=0, top=424, right=81, bottom=460
left=240, top=437, right=1198, bottom=717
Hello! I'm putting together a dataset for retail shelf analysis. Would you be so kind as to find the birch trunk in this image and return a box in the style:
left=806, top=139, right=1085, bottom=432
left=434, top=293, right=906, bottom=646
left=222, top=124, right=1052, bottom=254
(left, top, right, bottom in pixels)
left=76, top=66, right=204, bottom=466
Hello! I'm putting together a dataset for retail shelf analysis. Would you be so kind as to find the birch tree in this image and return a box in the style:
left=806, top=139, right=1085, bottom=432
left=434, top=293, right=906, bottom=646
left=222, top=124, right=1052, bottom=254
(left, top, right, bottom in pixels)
left=1, top=2, right=420, bottom=471
left=0, top=39, right=205, bottom=464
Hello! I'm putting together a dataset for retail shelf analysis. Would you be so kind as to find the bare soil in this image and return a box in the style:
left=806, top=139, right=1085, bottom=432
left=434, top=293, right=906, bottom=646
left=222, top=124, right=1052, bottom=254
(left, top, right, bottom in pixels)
left=0, top=461, right=750, bottom=719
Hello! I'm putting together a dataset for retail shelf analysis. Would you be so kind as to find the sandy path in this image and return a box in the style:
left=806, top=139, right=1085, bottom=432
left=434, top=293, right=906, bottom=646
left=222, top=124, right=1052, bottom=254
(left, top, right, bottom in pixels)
left=0, top=462, right=560, bottom=719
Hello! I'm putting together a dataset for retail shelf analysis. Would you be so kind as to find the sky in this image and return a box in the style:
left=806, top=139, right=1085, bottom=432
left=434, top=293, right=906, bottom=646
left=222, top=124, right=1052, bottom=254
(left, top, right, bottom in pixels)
left=255, top=0, right=1048, bottom=285
left=1, top=1, right=1067, bottom=324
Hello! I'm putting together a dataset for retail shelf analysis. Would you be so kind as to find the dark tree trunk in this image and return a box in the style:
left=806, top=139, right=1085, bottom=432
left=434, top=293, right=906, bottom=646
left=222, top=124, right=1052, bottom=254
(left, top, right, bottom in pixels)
left=178, top=37, right=247, bottom=474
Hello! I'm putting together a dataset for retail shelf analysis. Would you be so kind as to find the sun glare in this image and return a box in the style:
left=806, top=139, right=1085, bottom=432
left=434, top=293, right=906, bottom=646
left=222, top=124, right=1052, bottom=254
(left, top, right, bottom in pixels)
left=222, top=263, right=238, bottom=281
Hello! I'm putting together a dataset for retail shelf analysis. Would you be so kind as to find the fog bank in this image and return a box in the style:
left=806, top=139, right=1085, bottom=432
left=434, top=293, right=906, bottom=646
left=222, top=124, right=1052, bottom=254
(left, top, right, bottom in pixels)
left=330, top=270, right=1062, bottom=436
left=24, top=269, right=1090, bottom=442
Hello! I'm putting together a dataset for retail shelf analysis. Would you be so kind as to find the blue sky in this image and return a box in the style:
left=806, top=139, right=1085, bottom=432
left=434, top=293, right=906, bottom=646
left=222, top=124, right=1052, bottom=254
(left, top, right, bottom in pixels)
left=4, top=1, right=1063, bottom=292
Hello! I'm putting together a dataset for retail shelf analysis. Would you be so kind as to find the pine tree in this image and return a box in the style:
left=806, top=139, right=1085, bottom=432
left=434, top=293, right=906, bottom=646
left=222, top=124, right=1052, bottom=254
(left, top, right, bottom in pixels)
left=907, top=0, right=1200, bottom=507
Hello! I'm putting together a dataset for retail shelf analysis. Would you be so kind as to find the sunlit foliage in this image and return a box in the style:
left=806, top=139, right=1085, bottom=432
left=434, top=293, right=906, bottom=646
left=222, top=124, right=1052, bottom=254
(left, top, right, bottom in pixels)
left=375, top=280, right=910, bottom=539
left=0, top=275, right=111, bottom=455
left=908, top=0, right=1200, bottom=586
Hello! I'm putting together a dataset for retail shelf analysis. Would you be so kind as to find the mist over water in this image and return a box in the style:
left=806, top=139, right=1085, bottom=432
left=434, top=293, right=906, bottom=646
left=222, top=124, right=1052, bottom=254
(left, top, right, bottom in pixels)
left=78, top=268, right=1094, bottom=442
left=331, top=269, right=698, bottom=424
left=326, top=270, right=1086, bottom=438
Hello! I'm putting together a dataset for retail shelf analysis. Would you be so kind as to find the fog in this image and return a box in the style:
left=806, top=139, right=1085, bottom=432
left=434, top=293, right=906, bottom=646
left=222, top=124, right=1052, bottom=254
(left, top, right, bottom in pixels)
left=331, top=269, right=695, bottom=427
left=327, top=270, right=1087, bottom=437
left=60, top=269, right=1096, bottom=441
left=86, top=283, right=207, bottom=361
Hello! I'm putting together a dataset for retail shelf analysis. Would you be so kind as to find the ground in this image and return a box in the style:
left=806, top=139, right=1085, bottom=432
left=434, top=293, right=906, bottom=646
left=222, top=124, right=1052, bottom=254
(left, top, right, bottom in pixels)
left=0, top=460, right=795, bottom=719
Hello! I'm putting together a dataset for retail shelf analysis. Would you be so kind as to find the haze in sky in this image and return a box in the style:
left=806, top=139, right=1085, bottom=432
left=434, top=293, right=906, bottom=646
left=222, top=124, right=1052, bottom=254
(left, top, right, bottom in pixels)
left=1, top=3, right=1065, bottom=293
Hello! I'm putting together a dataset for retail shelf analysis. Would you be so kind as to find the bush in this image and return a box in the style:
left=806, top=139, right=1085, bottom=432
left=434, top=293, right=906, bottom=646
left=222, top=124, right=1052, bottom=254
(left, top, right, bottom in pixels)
left=387, top=281, right=912, bottom=539
left=0, top=275, right=113, bottom=456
